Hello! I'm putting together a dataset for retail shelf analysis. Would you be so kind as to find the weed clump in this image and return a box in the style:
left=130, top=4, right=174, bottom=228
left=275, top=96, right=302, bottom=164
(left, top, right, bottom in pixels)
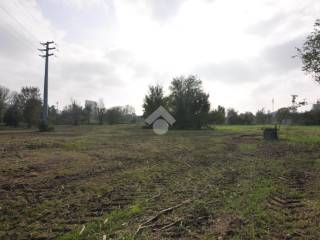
left=38, top=120, right=55, bottom=132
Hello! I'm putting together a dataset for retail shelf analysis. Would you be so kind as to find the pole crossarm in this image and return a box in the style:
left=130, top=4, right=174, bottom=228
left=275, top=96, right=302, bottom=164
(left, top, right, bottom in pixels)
left=40, top=41, right=54, bottom=45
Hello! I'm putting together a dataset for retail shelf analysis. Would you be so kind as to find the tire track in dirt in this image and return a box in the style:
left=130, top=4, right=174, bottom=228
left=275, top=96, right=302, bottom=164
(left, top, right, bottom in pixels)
left=267, top=169, right=319, bottom=239
left=0, top=151, right=149, bottom=239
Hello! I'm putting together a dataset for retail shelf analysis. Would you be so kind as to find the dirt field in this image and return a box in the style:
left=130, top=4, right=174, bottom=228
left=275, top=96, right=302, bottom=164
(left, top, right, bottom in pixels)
left=0, top=124, right=320, bottom=239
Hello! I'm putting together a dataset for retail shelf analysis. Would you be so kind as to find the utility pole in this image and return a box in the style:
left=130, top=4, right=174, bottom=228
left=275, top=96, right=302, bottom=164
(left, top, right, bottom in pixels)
left=38, top=41, right=56, bottom=123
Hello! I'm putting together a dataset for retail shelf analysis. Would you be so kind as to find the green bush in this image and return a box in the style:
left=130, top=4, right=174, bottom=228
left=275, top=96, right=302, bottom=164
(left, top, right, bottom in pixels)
left=38, top=120, right=55, bottom=132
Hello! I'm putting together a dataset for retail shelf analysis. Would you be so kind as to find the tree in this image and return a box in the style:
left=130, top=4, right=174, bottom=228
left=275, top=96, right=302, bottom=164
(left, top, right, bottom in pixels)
left=276, top=107, right=291, bottom=124
left=143, top=85, right=167, bottom=118
left=61, top=100, right=82, bottom=125
left=169, top=75, right=210, bottom=129
left=20, top=87, right=42, bottom=128
left=24, top=98, right=42, bottom=128
left=97, top=99, right=106, bottom=125
left=83, top=103, right=93, bottom=124
left=226, top=108, right=239, bottom=124
left=70, top=100, right=82, bottom=125
left=104, top=106, right=136, bottom=124
left=105, top=107, right=123, bottom=124
left=0, top=85, right=10, bottom=122
left=19, top=87, right=41, bottom=105
left=48, top=105, right=58, bottom=124
left=3, top=87, right=41, bottom=127
left=208, top=105, right=226, bottom=124
left=4, top=105, right=21, bottom=127
left=238, top=112, right=255, bottom=125
left=122, top=105, right=136, bottom=123
left=297, top=19, right=320, bottom=84
left=256, top=109, right=268, bottom=124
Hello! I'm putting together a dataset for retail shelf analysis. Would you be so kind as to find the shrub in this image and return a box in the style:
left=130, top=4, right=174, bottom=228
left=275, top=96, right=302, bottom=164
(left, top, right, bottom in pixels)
left=38, top=120, right=55, bottom=132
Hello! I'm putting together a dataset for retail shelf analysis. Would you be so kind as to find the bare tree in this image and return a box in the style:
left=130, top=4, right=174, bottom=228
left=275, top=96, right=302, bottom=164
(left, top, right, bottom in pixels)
left=97, top=98, right=106, bottom=125
left=0, top=85, right=10, bottom=122
left=83, top=103, right=93, bottom=124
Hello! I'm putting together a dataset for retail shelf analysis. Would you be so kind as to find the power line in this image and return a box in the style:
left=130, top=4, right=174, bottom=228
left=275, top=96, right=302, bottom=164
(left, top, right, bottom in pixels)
left=0, top=3, right=39, bottom=42
left=0, top=3, right=39, bottom=48
left=0, top=11, right=36, bottom=51
left=15, top=0, right=37, bottom=24
left=14, top=0, right=60, bottom=58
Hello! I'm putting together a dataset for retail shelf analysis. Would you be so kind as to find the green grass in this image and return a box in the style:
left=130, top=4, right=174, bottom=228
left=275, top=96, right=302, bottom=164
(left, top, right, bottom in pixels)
left=214, top=124, right=274, bottom=133
left=239, top=143, right=257, bottom=153
left=1, top=124, right=320, bottom=239
left=215, top=124, right=320, bottom=143
left=57, top=203, right=142, bottom=240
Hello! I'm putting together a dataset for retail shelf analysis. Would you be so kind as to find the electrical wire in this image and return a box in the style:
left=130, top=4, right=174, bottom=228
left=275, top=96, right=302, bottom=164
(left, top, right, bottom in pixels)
left=0, top=3, right=39, bottom=49
left=0, top=13, right=36, bottom=52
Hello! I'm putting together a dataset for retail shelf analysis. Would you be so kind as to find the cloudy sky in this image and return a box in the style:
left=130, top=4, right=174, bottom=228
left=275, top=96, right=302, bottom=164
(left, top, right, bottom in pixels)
left=0, top=0, right=319, bottom=114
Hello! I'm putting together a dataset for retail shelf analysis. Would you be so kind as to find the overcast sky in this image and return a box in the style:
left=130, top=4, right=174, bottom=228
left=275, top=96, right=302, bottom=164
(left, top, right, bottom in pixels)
left=0, top=0, right=319, bottom=114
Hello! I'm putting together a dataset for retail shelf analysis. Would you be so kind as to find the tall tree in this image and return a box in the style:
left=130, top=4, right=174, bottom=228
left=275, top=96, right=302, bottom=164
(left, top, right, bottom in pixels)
left=97, top=98, right=106, bottom=125
left=70, top=100, right=82, bottom=125
left=122, top=105, right=136, bottom=123
left=0, top=85, right=10, bottom=122
left=169, top=75, right=210, bottom=129
left=24, top=98, right=42, bottom=128
left=3, top=93, right=22, bottom=127
left=297, top=19, right=320, bottom=84
left=48, top=105, right=58, bottom=124
left=276, top=107, right=291, bottom=124
left=20, top=87, right=42, bottom=128
left=238, top=112, right=255, bottom=125
left=208, top=105, right=226, bottom=124
left=142, top=85, right=167, bottom=118
left=83, top=103, right=93, bottom=124
left=105, top=106, right=123, bottom=124
left=226, top=108, right=239, bottom=125
left=256, top=108, right=269, bottom=124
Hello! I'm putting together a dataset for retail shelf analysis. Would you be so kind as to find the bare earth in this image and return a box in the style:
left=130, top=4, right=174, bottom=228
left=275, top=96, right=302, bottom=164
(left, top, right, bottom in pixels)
left=0, top=124, right=320, bottom=239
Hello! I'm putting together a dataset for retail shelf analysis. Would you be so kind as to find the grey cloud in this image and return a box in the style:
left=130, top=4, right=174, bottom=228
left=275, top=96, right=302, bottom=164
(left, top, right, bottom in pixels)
left=0, top=23, right=36, bottom=60
left=246, top=1, right=320, bottom=38
left=105, top=48, right=134, bottom=64
left=105, top=48, right=151, bottom=78
left=197, top=60, right=260, bottom=84
left=56, top=60, right=123, bottom=88
left=262, top=36, right=303, bottom=73
left=196, top=36, right=303, bottom=84
left=246, top=12, right=287, bottom=37
left=47, top=58, right=124, bottom=106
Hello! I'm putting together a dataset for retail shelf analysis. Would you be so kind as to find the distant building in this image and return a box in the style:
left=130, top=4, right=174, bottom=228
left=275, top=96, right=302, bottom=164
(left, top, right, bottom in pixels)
left=281, top=119, right=292, bottom=125
left=85, top=100, right=98, bottom=123
left=312, top=100, right=320, bottom=111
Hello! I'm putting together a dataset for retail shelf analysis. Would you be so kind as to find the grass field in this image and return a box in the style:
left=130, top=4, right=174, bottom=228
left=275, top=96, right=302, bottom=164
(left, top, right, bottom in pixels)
left=1, top=124, right=320, bottom=239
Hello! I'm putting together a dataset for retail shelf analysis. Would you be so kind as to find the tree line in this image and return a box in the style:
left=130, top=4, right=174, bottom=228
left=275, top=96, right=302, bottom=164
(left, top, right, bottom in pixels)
left=1, top=79, right=319, bottom=130
left=142, top=75, right=320, bottom=129
left=0, top=85, right=138, bottom=128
